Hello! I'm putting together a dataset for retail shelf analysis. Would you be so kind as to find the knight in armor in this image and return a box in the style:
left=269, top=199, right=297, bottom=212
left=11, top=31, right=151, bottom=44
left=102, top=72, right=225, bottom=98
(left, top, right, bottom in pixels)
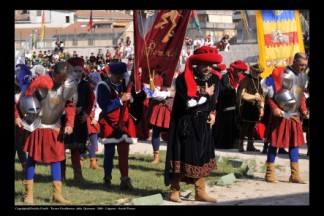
left=145, top=65, right=176, bottom=164
left=236, top=63, right=265, bottom=152
left=264, top=52, right=309, bottom=184
left=14, top=61, right=77, bottom=204
left=164, top=46, right=221, bottom=203
left=62, top=57, right=94, bottom=182
left=97, top=62, right=140, bottom=190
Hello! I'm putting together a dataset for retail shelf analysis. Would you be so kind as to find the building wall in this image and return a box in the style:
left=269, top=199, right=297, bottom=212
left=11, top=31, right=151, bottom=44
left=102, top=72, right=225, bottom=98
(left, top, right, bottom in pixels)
left=15, top=10, right=75, bottom=28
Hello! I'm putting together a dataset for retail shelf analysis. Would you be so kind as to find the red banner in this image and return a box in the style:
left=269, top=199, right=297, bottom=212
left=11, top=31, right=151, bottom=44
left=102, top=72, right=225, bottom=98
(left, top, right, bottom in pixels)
left=133, top=10, right=191, bottom=89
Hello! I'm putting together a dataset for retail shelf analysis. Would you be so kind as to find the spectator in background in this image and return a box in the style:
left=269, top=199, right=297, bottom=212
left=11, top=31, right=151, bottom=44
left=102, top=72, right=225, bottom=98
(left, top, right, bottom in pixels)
left=193, top=35, right=203, bottom=50
left=72, top=51, right=78, bottom=58
left=89, top=52, right=96, bottom=65
left=204, top=35, right=214, bottom=47
left=184, top=36, right=193, bottom=48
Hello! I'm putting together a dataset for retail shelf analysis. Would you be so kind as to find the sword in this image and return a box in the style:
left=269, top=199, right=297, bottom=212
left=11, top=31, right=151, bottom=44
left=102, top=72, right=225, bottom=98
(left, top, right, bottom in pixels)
left=129, top=113, right=137, bottom=122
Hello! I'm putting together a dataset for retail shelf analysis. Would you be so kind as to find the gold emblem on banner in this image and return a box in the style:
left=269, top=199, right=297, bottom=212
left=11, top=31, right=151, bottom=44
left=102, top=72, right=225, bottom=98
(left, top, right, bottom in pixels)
left=154, top=10, right=182, bottom=43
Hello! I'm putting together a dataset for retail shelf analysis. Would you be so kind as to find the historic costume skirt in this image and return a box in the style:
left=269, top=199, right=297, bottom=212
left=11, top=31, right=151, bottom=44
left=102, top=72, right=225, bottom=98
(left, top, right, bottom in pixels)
left=23, top=128, right=66, bottom=163
left=146, top=98, right=173, bottom=128
left=266, top=114, right=305, bottom=148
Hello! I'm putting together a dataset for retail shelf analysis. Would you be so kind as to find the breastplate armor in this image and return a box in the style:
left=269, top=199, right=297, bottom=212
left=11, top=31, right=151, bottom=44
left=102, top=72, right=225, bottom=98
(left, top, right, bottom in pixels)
left=39, top=77, right=77, bottom=124
left=274, top=67, right=307, bottom=113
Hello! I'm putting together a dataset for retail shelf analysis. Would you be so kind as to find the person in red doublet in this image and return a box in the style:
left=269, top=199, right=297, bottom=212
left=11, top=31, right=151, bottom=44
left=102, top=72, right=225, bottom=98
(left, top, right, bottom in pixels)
left=264, top=52, right=309, bottom=184
left=146, top=66, right=176, bottom=164
left=97, top=62, right=138, bottom=190
left=15, top=61, right=77, bottom=204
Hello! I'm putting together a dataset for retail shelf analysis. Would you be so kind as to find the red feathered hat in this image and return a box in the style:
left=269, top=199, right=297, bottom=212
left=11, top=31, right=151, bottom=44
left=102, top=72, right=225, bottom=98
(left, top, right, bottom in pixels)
left=184, top=46, right=223, bottom=98
left=190, top=46, right=223, bottom=65
left=67, top=57, right=84, bottom=67
left=230, top=60, right=248, bottom=71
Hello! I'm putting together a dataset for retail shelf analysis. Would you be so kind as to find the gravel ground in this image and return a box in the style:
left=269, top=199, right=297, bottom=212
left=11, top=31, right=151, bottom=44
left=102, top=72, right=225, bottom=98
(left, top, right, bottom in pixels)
left=97, top=138, right=309, bottom=206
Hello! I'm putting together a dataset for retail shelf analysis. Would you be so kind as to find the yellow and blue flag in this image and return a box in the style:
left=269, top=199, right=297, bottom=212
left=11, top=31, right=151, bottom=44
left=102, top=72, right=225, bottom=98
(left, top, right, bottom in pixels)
left=256, top=10, right=305, bottom=78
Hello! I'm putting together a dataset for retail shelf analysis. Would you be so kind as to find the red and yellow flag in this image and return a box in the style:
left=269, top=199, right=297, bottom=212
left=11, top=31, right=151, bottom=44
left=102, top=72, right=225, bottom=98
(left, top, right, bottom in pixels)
left=39, top=10, right=45, bottom=42
left=256, top=10, right=305, bottom=78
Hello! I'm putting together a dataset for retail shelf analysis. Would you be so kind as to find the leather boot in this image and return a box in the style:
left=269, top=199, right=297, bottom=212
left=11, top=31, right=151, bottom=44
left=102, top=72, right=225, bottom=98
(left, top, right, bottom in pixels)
left=246, top=140, right=260, bottom=152
left=52, top=181, right=71, bottom=204
left=289, top=162, right=306, bottom=184
left=23, top=180, right=34, bottom=204
left=194, top=178, right=217, bottom=202
left=238, top=139, right=245, bottom=152
left=90, top=158, right=102, bottom=170
left=73, top=165, right=85, bottom=182
left=103, top=175, right=112, bottom=188
left=120, top=177, right=135, bottom=190
left=151, top=151, right=160, bottom=164
left=265, top=162, right=278, bottom=182
left=169, top=173, right=182, bottom=203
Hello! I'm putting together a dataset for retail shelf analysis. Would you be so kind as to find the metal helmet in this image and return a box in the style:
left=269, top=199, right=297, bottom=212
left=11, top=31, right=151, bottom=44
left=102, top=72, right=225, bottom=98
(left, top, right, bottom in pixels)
left=19, top=96, right=41, bottom=124
left=274, top=89, right=296, bottom=112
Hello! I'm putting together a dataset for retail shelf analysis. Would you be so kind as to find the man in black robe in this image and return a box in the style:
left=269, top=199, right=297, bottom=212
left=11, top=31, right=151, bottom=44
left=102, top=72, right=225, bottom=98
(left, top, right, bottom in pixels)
left=164, top=46, right=222, bottom=203
left=213, top=60, right=247, bottom=150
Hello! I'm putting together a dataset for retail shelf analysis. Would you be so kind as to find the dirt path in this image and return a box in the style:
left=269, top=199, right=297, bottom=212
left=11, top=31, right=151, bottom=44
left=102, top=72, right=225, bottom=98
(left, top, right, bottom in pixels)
left=98, top=139, right=309, bottom=206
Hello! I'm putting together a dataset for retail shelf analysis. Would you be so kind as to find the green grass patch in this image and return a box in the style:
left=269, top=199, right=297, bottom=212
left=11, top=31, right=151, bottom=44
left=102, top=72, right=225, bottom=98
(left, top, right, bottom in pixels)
left=15, top=151, right=245, bottom=205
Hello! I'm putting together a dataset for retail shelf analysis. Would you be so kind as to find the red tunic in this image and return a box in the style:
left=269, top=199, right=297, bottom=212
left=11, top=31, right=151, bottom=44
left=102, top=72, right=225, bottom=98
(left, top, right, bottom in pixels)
left=146, top=73, right=173, bottom=128
left=21, top=100, right=75, bottom=163
left=266, top=95, right=307, bottom=148
left=98, top=85, right=136, bottom=144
